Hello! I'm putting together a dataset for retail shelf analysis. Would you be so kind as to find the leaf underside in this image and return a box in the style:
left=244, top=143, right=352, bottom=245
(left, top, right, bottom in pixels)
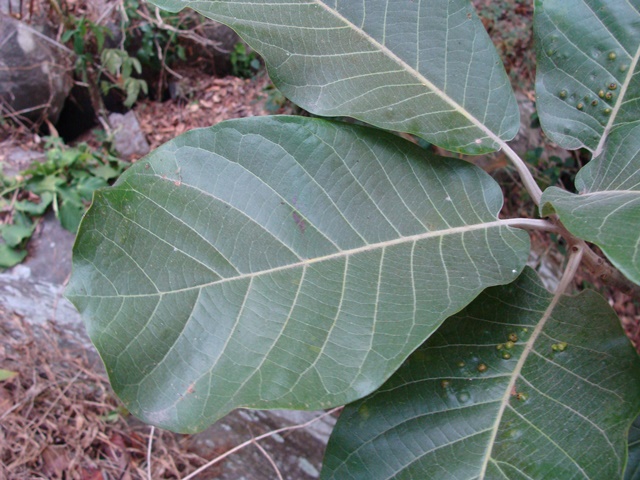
left=67, top=117, right=529, bottom=432
left=534, top=0, right=640, bottom=152
left=322, top=268, right=640, bottom=480
left=536, top=0, right=640, bottom=285
left=541, top=122, right=640, bottom=286
left=148, top=0, right=519, bottom=155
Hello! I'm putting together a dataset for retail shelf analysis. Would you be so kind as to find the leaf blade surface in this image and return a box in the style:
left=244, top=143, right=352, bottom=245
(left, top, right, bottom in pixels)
left=541, top=121, right=640, bottom=285
left=148, top=0, right=519, bottom=154
left=322, top=268, right=640, bottom=479
left=67, top=117, right=529, bottom=432
left=534, top=0, right=640, bottom=153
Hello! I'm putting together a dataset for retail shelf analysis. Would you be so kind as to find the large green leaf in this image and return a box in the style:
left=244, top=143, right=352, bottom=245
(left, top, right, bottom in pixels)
left=322, top=268, right=640, bottom=480
left=534, top=0, right=640, bottom=152
left=67, top=116, right=529, bottom=433
left=541, top=121, right=640, bottom=285
left=147, top=0, right=519, bottom=155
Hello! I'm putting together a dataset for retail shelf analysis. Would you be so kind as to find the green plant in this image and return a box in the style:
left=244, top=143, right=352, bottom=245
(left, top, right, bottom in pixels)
left=229, top=42, right=261, bottom=78
left=525, top=146, right=580, bottom=191
left=100, top=49, right=149, bottom=108
left=67, top=1, right=640, bottom=478
left=61, top=15, right=112, bottom=83
left=124, top=0, right=189, bottom=70
left=0, top=137, right=126, bottom=268
left=60, top=7, right=151, bottom=110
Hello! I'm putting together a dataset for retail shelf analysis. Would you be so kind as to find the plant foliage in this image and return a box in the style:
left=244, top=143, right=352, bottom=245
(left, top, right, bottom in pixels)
left=67, top=0, right=640, bottom=478
left=0, top=138, right=126, bottom=268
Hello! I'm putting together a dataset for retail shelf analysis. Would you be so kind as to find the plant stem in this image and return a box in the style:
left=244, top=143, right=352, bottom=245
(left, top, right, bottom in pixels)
left=501, top=143, right=543, bottom=205
left=579, top=241, right=640, bottom=297
left=555, top=244, right=585, bottom=296
left=502, top=218, right=559, bottom=232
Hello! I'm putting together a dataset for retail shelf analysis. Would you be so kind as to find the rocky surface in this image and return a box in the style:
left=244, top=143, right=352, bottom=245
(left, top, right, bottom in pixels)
left=109, top=111, right=151, bottom=159
left=0, top=15, right=72, bottom=124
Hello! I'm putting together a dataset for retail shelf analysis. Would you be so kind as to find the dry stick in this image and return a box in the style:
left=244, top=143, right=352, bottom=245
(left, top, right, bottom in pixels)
left=117, top=0, right=129, bottom=51
left=147, top=426, right=155, bottom=480
left=95, top=0, right=119, bottom=26
left=135, top=7, right=225, bottom=52
left=181, top=407, right=342, bottom=480
left=252, top=440, right=284, bottom=480
left=153, top=5, right=185, bottom=94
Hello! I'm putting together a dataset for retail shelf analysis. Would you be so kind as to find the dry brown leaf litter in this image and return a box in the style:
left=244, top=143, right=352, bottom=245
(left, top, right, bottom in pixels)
left=135, top=72, right=279, bottom=151
left=0, top=311, right=211, bottom=479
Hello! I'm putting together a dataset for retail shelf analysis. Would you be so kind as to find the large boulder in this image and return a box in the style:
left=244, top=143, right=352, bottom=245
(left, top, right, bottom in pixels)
left=0, top=15, right=72, bottom=124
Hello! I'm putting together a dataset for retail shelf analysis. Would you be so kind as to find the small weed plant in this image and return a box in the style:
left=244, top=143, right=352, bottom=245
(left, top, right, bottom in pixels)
left=60, top=9, right=149, bottom=110
left=229, top=42, right=261, bottom=78
left=0, top=138, right=126, bottom=268
left=68, top=1, right=640, bottom=478
left=100, top=48, right=149, bottom=108
left=123, top=0, right=190, bottom=71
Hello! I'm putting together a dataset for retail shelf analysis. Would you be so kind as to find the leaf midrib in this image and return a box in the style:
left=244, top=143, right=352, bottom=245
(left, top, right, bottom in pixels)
left=73, top=218, right=519, bottom=299
left=310, top=0, right=502, bottom=147
left=593, top=43, right=640, bottom=157
left=478, top=285, right=563, bottom=479
left=180, top=1, right=505, bottom=147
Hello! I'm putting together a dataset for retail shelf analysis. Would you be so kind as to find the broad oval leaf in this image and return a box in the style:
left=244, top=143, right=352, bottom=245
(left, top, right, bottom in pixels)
left=322, top=268, right=640, bottom=480
left=534, top=0, right=640, bottom=152
left=148, top=0, right=519, bottom=155
left=541, top=121, right=640, bottom=285
left=67, top=117, right=529, bottom=433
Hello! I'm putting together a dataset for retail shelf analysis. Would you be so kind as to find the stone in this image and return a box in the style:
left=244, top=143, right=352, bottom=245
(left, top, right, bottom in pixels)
left=108, top=110, right=150, bottom=159
left=0, top=15, right=72, bottom=124
left=14, top=211, right=76, bottom=285
left=0, top=145, right=45, bottom=176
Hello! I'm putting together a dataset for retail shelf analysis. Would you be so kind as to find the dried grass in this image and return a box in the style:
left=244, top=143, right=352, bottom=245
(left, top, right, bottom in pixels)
left=0, top=311, right=208, bottom=479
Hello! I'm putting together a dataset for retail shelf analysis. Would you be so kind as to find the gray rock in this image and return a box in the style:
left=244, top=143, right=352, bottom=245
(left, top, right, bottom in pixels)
left=0, top=15, right=72, bottom=124
left=0, top=145, right=45, bottom=176
left=201, top=21, right=240, bottom=55
left=108, top=110, right=150, bottom=159
left=14, top=211, right=76, bottom=285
